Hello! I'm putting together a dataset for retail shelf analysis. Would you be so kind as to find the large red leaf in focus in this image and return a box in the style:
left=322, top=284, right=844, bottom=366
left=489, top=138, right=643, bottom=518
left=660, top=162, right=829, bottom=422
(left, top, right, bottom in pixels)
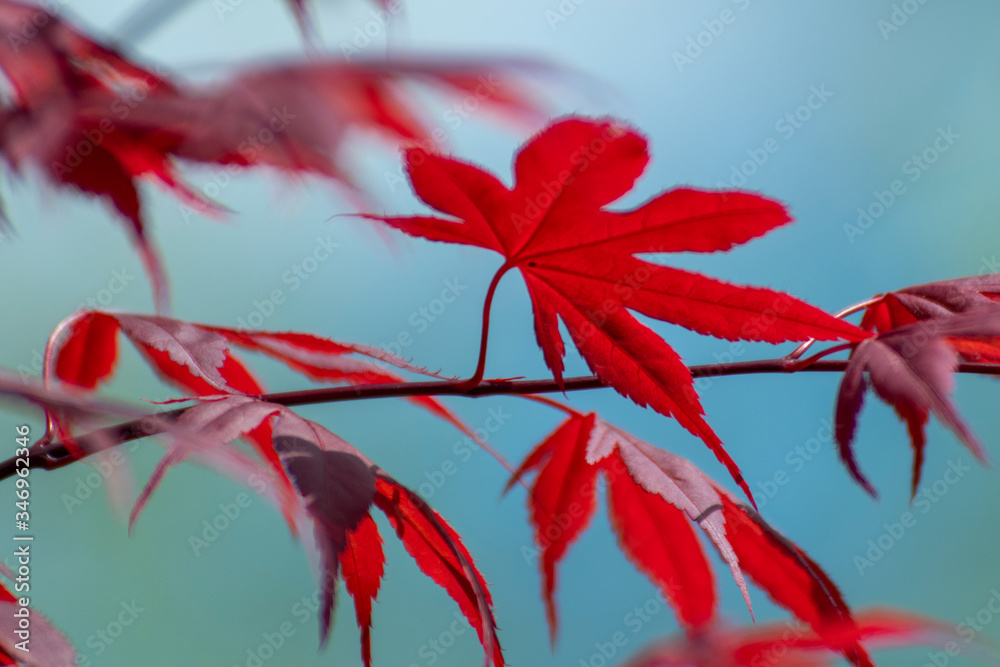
left=371, top=116, right=868, bottom=500
left=835, top=308, right=1000, bottom=497
left=509, top=411, right=865, bottom=664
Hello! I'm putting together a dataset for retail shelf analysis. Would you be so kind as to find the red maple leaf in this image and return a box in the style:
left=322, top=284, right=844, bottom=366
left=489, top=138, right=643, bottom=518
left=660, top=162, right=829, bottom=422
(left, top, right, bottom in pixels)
left=120, top=396, right=501, bottom=667
left=371, top=116, right=869, bottom=499
left=835, top=307, right=1000, bottom=496
left=508, top=410, right=870, bottom=665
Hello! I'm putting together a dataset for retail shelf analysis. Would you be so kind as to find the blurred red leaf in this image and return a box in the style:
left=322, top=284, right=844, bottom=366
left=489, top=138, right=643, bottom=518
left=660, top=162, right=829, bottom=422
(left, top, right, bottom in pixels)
left=0, top=0, right=548, bottom=310
left=621, top=608, right=982, bottom=667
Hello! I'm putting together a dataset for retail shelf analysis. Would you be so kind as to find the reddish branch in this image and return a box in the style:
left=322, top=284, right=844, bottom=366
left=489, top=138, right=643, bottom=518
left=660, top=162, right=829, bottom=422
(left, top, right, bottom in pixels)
left=2, top=357, right=1000, bottom=483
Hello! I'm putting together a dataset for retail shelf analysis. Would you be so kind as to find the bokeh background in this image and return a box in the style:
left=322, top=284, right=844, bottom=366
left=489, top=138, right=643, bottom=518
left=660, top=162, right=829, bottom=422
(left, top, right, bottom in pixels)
left=2, top=1, right=1000, bottom=665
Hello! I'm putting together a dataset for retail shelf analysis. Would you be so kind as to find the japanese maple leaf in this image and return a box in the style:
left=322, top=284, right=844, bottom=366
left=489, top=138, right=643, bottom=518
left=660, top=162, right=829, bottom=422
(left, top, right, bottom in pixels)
left=373, top=116, right=868, bottom=499
left=835, top=308, right=1000, bottom=496
left=508, top=411, right=869, bottom=666
left=861, top=274, right=1000, bottom=361
left=120, top=396, right=500, bottom=667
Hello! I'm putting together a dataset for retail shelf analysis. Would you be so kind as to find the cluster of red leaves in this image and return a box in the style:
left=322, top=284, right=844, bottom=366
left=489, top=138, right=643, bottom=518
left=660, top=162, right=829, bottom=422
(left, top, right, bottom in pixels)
left=0, top=0, right=545, bottom=311
left=45, top=312, right=502, bottom=667
left=835, top=275, right=1000, bottom=496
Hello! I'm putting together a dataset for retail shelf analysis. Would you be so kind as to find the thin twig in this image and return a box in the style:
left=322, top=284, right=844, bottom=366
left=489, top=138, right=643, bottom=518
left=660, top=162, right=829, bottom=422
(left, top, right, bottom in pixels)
left=3, top=357, right=1000, bottom=483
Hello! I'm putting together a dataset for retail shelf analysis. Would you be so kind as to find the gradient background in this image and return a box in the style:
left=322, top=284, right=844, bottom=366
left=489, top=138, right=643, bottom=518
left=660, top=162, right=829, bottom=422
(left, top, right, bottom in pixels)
left=1, top=1, right=1000, bottom=665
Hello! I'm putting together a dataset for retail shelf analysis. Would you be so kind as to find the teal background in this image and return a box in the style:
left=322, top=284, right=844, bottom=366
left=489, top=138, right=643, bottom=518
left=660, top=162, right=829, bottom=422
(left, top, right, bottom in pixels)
left=1, top=1, right=1000, bottom=665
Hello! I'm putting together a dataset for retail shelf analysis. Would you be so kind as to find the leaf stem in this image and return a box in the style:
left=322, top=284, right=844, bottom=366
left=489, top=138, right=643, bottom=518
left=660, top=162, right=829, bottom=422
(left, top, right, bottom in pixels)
left=458, top=267, right=508, bottom=390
